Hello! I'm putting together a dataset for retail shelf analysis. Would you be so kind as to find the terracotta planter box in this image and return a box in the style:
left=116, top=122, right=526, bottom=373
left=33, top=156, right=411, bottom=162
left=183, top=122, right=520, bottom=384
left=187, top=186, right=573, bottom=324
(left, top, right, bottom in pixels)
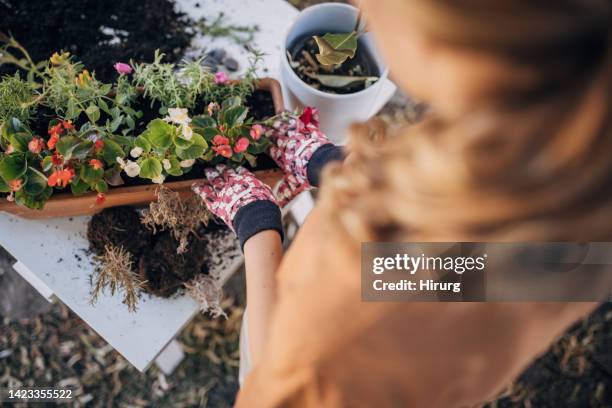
left=0, top=78, right=284, bottom=219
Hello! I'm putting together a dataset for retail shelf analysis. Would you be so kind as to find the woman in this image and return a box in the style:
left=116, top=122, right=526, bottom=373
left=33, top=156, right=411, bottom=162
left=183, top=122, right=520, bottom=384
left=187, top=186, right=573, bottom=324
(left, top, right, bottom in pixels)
left=193, top=1, right=612, bottom=406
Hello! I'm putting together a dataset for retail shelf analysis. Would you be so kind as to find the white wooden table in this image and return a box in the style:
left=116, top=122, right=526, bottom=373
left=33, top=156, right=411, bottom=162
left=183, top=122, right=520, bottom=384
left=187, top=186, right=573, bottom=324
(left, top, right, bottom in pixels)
left=0, top=0, right=300, bottom=373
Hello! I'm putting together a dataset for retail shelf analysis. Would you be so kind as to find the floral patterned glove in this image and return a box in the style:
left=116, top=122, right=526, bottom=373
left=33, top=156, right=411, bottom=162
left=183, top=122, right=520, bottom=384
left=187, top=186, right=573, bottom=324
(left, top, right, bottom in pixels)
left=192, top=164, right=283, bottom=249
left=266, top=107, right=343, bottom=206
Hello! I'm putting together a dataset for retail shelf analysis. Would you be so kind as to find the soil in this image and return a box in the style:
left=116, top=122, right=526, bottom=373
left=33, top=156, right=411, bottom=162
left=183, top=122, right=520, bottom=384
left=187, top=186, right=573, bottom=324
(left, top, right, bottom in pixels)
left=288, top=35, right=380, bottom=94
left=88, top=206, right=228, bottom=298
left=87, top=206, right=152, bottom=258
left=0, top=0, right=194, bottom=83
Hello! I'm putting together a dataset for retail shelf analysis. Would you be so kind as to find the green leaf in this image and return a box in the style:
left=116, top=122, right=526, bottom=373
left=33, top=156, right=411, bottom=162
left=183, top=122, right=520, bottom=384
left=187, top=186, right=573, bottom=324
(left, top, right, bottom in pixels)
left=56, top=135, right=82, bottom=159
left=72, top=140, right=94, bottom=160
left=101, top=139, right=125, bottom=166
left=134, top=135, right=152, bottom=153
left=309, top=73, right=379, bottom=89
left=0, top=154, right=27, bottom=182
left=70, top=178, right=91, bottom=195
left=222, top=97, right=242, bottom=109
left=222, top=106, right=248, bottom=128
left=95, top=180, right=108, bottom=193
left=23, top=167, right=47, bottom=196
left=201, top=149, right=214, bottom=161
left=313, top=32, right=357, bottom=65
left=202, top=127, right=219, bottom=141
left=192, top=115, right=216, bottom=129
left=166, top=157, right=183, bottom=177
left=7, top=117, right=28, bottom=134
left=14, top=186, right=52, bottom=210
left=174, top=134, right=194, bottom=149
left=177, top=143, right=205, bottom=160
left=139, top=157, right=162, bottom=179
left=41, top=156, right=54, bottom=172
left=191, top=133, right=208, bottom=149
left=147, top=119, right=173, bottom=149
left=244, top=152, right=257, bottom=167
left=0, top=177, right=10, bottom=193
left=109, top=114, right=124, bottom=132
left=80, top=163, right=104, bottom=184
left=9, top=132, right=33, bottom=152
left=86, top=104, right=100, bottom=123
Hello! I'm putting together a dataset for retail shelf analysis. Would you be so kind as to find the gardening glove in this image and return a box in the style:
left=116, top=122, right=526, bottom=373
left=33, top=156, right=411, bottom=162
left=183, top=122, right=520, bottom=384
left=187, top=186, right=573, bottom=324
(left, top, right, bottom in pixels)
left=266, top=107, right=344, bottom=207
left=192, top=164, right=283, bottom=250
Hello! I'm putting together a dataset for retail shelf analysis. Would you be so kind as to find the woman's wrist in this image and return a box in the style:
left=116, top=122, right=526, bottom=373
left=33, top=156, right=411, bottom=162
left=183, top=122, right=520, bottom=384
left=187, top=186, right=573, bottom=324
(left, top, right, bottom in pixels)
left=306, top=144, right=344, bottom=187
left=233, top=200, right=283, bottom=250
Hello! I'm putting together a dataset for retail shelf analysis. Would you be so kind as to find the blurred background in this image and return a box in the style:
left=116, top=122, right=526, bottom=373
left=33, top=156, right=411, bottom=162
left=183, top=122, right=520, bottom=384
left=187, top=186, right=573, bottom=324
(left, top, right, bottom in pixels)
left=0, top=0, right=610, bottom=406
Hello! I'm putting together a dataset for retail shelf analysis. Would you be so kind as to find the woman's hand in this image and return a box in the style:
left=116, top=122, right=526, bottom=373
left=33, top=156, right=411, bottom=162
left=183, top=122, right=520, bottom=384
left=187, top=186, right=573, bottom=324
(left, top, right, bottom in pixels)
left=266, top=107, right=340, bottom=206
left=192, top=164, right=283, bottom=249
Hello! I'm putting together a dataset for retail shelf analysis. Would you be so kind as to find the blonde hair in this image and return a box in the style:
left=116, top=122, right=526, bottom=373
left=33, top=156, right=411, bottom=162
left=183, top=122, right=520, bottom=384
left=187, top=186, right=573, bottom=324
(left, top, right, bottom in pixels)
left=321, top=0, right=612, bottom=244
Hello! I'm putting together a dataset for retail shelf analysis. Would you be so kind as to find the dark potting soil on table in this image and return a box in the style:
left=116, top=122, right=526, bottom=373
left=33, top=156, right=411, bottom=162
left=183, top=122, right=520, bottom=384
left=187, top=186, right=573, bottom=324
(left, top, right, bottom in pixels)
left=288, top=35, right=380, bottom=94
left=0, top=0, right=194, bottom=83
left=87, top=206, right=224, bottom=298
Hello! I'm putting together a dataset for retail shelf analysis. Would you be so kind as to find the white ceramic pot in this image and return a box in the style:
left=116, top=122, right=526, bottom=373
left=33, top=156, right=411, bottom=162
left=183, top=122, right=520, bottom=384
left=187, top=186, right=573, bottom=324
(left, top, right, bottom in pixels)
left=280, top=3, right=396, bottom=144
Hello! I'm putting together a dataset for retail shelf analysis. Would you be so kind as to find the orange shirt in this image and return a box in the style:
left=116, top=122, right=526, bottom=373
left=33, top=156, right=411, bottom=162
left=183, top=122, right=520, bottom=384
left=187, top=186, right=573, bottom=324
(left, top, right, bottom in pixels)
left=236, top=206, right=597, bottom=407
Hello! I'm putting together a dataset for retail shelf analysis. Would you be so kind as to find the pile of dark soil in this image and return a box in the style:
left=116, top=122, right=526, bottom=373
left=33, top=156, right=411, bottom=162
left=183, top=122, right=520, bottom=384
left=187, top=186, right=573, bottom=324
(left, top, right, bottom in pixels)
left=0, top=0, right=194, bottom=82
left=87, top=206, right=219, bottom=298
left=288, top=35, right=379, bottom=94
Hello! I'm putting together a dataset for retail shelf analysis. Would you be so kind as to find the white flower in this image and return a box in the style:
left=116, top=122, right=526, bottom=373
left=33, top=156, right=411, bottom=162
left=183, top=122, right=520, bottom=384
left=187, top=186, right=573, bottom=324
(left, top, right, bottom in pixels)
left=165, top=108, right=191, bottom=126
left=152, top=174, right=166, bottom=184
left=179, top=159, right=195, bottom=168
left=162, top=159, right=171, bottom=170
left=124, top=161, right=141, bottom=177
left=181, top=124, right=193, bottom=140
left=116, top=157, right=126, bottom=168
left=130, top=146, right=143, bottom=158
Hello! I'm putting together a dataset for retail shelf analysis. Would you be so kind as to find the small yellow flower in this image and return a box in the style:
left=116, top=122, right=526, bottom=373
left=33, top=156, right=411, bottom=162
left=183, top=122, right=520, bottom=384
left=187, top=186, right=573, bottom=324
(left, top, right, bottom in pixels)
left=50, top=51, right=70, bottom=66
left=76, top=70, right=92, bottom=87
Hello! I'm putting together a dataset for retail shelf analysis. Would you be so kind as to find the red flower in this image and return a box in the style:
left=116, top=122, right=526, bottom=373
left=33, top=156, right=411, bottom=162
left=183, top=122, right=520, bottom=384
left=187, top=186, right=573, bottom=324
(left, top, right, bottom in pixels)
left=8, top=179, right=22, bottom=192
left=96, top=193, right=106, bottom=205
left=51, top=152, right=64, bottom=166
left=299, top=107, right=319, bottom=127
left=48, top=123, right=63, bottom=137
left=212, top=134, right=230, bottom=146
left=213, top=145, right=232, bottom=158
left=218, top=125, right=226, bottom=133
left=28, top=137, right=45, bottom=154
left=47, top=134, right=60, bottom=150
left=249, top=124, right=264, bottom=141
left=62, top=120, right=74, bottom=131
left=89, top=159, right=104, bottom=170
left=94, top=139, right=105, bottom=152
left=233, top=137, right=249, bottom=153
left=47, top=169, right=74, bottom=188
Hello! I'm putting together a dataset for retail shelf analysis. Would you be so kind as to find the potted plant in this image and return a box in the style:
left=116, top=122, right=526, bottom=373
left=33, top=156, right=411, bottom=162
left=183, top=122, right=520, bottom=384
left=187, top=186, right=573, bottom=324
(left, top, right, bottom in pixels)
left=0, top=38, right=284, bottom=219
left=280, top=3, right=396, bottom=143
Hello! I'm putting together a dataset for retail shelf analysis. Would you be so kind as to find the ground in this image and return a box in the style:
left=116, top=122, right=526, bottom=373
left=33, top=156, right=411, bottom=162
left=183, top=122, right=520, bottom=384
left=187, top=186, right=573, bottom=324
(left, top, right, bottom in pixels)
left=1, top=0, right=611, bottom=407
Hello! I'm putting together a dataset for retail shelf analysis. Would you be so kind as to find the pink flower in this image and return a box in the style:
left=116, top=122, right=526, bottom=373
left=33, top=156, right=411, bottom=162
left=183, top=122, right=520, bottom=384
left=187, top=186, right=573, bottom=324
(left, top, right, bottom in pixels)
left=249, top=124, right=263, bottom=141
left=233, top=137, right=249, bottom=153
left=89, top=159, right=104, bottom=170
left=212, top=134, right=230, bottom=146
left=214, top=71, right=230, bottom=85
left=207, top=102, right=218, bottom=116
left=8, top=179, right=22, bottom=192
left=5, top=145, right=14, bottom=154
left=213, top=145, right=232, bottom=158
left=28, top=137, right=45, bottom=154
left=114, top=62, right=133, bottom=75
